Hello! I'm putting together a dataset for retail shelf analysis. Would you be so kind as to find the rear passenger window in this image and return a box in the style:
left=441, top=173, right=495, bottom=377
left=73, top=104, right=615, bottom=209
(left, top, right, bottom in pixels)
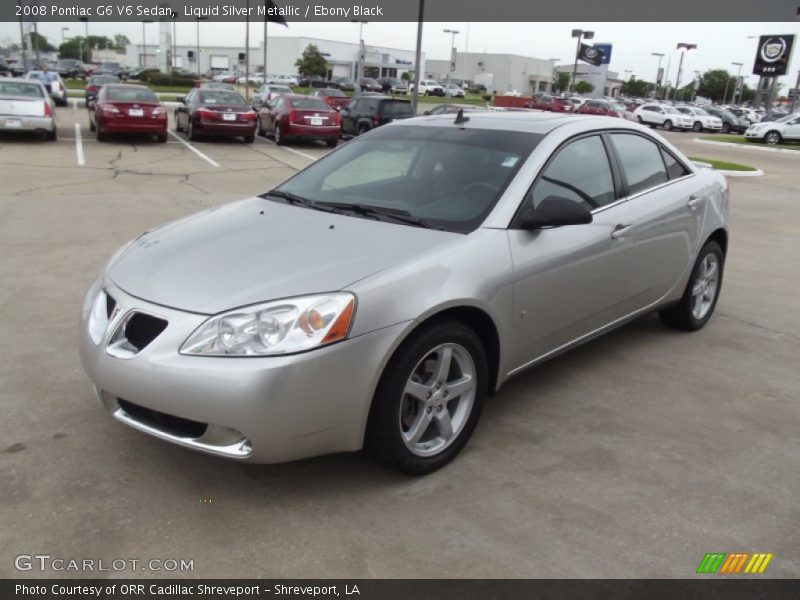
left=660, top=148, right=690, bottom=179
left=610, top=134, right=669, bottom=194
left=525, top=135, right=616, bottom=211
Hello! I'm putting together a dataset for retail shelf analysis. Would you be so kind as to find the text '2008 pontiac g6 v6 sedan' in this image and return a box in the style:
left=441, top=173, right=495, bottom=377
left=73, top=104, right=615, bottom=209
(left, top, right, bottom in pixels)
left=79, top=111, right=728, bottom=474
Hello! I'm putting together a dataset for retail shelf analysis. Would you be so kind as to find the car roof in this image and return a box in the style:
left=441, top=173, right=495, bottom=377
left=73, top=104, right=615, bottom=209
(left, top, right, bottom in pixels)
left=2, top=77, right=45, bottom=86
left=394, top=111, right=630, bottom=135
left=104, top=83, right=152, bottom=90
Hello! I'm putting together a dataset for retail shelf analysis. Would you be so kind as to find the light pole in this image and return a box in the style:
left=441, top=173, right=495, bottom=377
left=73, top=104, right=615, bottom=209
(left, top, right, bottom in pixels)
left=651, top=52, right=664, bottom=97
left=729, top=61, right=743, bottom=105
left=443, top=28, right=460, bottom=97
left=61, top=27, right=69, bottom=44
left=195, top=16, right=207, bottom=77
left=351, top=20, right=368, bottom=83
left=570, top=29, right=594, bottom=93
left=673, top=42, right=697, bottom=101
left=691, top=70, right=700, bottom=102
left=141, top=20, right=153, bottom=68
left=548, top=58, right=560, bottom=93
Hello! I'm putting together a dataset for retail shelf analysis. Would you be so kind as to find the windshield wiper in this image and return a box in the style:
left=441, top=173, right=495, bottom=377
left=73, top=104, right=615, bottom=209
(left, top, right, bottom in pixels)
left=261, top=190, right=343, bottom=214
left=318, top=202, right=439, bottom=230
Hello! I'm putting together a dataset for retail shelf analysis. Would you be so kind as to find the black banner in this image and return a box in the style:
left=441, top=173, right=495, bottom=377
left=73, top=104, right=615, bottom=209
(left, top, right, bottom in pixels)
left=752, top=34, right=796, bottom=76
left=4, top=0, right=799, bottom=22
left=577, top=44, right=604, bottom=67
left=3, top=579, right=800, bottom=600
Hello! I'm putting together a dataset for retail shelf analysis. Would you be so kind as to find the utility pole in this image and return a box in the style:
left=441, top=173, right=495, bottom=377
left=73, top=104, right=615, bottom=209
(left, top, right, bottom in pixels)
left=411, top=0, right=424, bottom=114
left=263, top=0, right=268, bottom=80
left=17, top=4, right=28, bottom=72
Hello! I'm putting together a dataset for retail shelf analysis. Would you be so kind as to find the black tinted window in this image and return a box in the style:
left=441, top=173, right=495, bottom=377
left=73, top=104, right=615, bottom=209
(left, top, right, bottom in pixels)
left=379, top=100, right=413, bottom=116
left=107, top=87, right=158, bottom=103
left=610, top=133, right=669, bottom=194
left=527, top=135, right=615, bottom=211
left=661, top=148, right=691, bottom=180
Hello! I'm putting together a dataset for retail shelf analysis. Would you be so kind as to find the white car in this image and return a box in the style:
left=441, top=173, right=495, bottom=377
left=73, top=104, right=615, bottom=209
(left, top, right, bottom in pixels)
left=744, top=113, right=800, bottom=145
left=252, top=84, right=292, bottom=107
left=0, top=78, right=57, bottom=140
left=212, top=72, right=232, bottom=82
left=268, top=75, right=298, bottom=86
left=503, top=89, right=522, bottom=97
left=675, top=107, right=723, bottom=132
left=634, top=103, right=694, bottom=131
left=25, top=71, right=68, bottom=106
left=442, top=83, right=465, bottom=98
left=410, top=80, right=444, bottom=96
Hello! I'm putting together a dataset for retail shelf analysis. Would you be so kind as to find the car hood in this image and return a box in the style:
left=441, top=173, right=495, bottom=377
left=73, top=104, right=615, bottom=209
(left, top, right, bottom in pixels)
left=108, top=197, right=456, bottom=315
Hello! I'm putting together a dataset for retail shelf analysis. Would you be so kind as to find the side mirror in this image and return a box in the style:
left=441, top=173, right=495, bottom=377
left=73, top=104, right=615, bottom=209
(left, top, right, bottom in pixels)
left=176, top=96, right=186, bottom=104
left=516, top=196, right=593, bottom=230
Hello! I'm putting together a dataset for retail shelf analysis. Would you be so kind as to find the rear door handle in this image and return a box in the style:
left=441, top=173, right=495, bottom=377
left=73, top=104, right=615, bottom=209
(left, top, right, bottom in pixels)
left=610, top=224, right=632, bottom=240
left=687, top=195, right=701, bottom=210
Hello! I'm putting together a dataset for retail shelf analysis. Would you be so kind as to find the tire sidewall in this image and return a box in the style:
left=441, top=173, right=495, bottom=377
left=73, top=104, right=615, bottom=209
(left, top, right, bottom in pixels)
left=684, top=241, right=725, bottom=329
left=366, top=321, right=488, bottom=474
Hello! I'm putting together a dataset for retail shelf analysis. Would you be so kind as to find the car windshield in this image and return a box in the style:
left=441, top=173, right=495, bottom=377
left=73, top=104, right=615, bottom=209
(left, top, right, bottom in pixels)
left=380, top=100, right=414, bottom=116
left=272, top=125, right=543, bottom=233
left=0, top=81, right=44, bottom=97
left=693, top=108, right=710, bottom=116
left=775, top=114, right=796, bottom=123
left=664, top=106, right=682, bottom=114
left=92, top=76, right=119, bottom=85
left=199, top=91, right=246, bottom=105
left=290, top=98, right=330, bottom=110
left=107, top=87, right=159, bottom=103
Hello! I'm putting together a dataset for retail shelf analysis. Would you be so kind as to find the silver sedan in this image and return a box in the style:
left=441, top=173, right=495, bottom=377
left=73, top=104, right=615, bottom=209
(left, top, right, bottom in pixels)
left=0, top=78, right=57, bottom=140
left=79, top=112, right=729, bottom=473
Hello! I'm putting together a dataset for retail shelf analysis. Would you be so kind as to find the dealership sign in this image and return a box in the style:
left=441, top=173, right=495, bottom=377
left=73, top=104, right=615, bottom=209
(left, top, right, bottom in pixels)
left=752, top=35, right=795, bottom=76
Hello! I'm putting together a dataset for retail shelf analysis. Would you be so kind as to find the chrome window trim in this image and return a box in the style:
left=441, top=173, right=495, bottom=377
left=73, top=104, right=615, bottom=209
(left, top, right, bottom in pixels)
left=591, top=173, right=696, bottom=215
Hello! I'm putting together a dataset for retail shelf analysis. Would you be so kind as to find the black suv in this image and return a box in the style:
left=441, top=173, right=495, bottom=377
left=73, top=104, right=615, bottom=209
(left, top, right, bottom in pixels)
left=55, top=59, right=86, bottom=79
left=340, top=96, right=414, bottom=136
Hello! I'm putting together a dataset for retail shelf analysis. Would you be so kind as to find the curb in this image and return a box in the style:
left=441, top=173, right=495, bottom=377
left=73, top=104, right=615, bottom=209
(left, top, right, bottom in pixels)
left=693, top=137, right=800, bottom=155
left=718, top=168, right=764, bottom=177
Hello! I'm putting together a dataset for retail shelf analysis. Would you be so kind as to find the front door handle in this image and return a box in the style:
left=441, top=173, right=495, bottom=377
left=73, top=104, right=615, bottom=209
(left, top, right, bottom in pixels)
left=610, top=224, right=632, bottom=240
left=687, top=195, right=702, bottom=210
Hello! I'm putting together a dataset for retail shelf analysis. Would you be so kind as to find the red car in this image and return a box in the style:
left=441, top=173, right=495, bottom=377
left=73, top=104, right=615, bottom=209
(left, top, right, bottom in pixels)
left=310, top=88, right=350, bottom=111
left=174, top=88, right=258, bottom=143
left=257, top=94, right=340, bottom=147
left=577, top=99, right=629, bottom=118
left=530, top=95, right=574, bottom=112
left=89, top=84, right=168, bottom=143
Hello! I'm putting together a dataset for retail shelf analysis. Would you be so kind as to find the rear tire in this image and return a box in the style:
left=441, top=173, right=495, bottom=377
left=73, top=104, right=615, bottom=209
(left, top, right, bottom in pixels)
left=357, top=124, right=369, bottom=136
left=274, top=124, right=286, bottom=145
left=187, top=119, right=199, bottom=141
left=365, top=321, right=488, bottom=474
left=157, top=132, right=167, bottom=143
left=243, top=135, right=255, bottom=143
left=326, top=137, right=338, bottom=148
left=659, top=241, right=724, bottom=331
left=46, top=128, right=57, bottom=141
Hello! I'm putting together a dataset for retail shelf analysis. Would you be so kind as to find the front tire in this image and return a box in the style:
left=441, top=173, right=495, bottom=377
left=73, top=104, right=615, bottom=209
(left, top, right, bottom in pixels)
left=663, top=119, right=673, bottom=131
left=365, top=321, right=487, bottom=474
left=693, top=121, right=702, bottom=132
left=659, top=241, right=724, bottom=331
left=764, top=131, right=782, bottom=145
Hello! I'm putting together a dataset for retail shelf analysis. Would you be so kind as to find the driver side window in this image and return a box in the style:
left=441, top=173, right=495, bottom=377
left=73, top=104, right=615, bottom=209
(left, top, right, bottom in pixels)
left=524, top=135, right=616, bottom=211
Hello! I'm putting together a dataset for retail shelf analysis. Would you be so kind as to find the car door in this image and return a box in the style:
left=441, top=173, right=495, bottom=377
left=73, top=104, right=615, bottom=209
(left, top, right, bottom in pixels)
left=607, top=132, right=703, bottom=314
left=507, top=133, right=636, bottom=367
left=784, top=116, right=800, bottom=140
left=341, top=98, right=360, bottom=135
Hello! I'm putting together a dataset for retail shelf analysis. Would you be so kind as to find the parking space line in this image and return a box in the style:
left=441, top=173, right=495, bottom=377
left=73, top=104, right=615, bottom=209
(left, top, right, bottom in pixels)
left=256, top=135, right=318, bottom=161
left=74, top=123, right=85, bottom=166
left=168, top=130, right=220, bottom=167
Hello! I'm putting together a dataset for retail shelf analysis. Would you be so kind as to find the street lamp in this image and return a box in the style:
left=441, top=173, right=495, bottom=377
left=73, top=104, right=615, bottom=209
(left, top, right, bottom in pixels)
left=548, top=58, right=560, bottom=93
left=651, top=52, right=665, bottom=97
left=443, top=28, right=460, bottom=97
left=570, top=29, right=594, bottom=93
left=673, top=42, right=697, bottom=101
left=141, top=20, right=153, bottom=68
left=729, top=61, right=744, bottom=105
left=351, top=20, right=368, bottom=85
left=195, top=16, right=207, bottom=77
left=61, top=27, right=69, bottom=44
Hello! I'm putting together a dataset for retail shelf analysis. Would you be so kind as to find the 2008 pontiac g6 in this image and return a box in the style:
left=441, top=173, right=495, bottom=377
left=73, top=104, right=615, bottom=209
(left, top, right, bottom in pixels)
left=80, top=112, right=728, bottom=473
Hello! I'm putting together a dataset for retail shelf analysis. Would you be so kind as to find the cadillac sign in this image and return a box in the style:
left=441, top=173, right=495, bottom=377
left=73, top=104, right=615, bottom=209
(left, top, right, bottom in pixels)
left=752, top=35, right=794, bottom=76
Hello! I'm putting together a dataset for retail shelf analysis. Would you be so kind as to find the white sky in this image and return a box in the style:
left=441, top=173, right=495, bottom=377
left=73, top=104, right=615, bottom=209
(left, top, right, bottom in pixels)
left=2, top=21, right=799, bottom=87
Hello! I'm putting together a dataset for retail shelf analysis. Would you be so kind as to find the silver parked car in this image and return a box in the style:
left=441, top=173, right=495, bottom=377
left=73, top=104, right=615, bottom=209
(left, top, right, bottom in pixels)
left=79, top=112, right=729, bottom=473
left=0, top=78, right=57, bottom=140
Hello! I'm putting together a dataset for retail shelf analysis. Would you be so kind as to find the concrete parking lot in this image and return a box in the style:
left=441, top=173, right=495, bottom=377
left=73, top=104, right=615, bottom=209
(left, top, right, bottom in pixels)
left=1, top=108, right=798, bottom=578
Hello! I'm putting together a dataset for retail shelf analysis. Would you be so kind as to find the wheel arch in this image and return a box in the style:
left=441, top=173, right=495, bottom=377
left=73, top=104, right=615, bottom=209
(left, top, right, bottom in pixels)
left=706, top=227, right=728, bottom=257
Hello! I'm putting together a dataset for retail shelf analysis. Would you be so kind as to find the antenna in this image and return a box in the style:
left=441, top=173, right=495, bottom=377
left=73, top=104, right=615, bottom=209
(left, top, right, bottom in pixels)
left=454, top=108, right=470, bottom=125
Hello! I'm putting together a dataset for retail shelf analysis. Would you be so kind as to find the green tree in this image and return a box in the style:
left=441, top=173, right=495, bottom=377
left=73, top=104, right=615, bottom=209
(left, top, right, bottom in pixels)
left=574, top=80, right=594, bottom=94
left=553, top=71, right=571, bottom=93
left=401, top=71, right=411, bottom=82
left=294, top=44, right=328, bottom=77
left=620, top=77, right=653, bottom=98
left=58, top=38, right=89, bottom=62
left=695, top=69, right=738, bottom=103
left=29, top=32, right=56, bottom=53
left=113, top=34, right=131, bottom=51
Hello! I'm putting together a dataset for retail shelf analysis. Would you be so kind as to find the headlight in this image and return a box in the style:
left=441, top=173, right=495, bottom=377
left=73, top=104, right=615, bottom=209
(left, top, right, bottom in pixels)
left=180, top=293, right=356, bottom=356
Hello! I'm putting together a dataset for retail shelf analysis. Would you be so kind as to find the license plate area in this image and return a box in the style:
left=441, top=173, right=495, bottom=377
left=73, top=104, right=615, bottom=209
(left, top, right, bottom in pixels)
left=223, top=113, right=237, bottom=121
left=5, top=118, right=22, bottom=128
left=129, top=108, right=143, bottom=117
left=310, top=117, right=323, bottom=126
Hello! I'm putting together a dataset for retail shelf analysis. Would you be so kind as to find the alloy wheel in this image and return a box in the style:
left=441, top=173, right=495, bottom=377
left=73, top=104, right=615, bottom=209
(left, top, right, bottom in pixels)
left=765, top=131, right=781, bottom=145
left=691, top=254, right=720, bottom=320
left=398, top=343, right=476, bottom=458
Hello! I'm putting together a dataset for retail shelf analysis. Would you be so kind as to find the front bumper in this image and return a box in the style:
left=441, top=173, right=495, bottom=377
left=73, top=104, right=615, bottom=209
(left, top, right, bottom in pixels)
left=78, top=280, right=409, bottom=463
left=0, top=114, right=55, bottom=133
